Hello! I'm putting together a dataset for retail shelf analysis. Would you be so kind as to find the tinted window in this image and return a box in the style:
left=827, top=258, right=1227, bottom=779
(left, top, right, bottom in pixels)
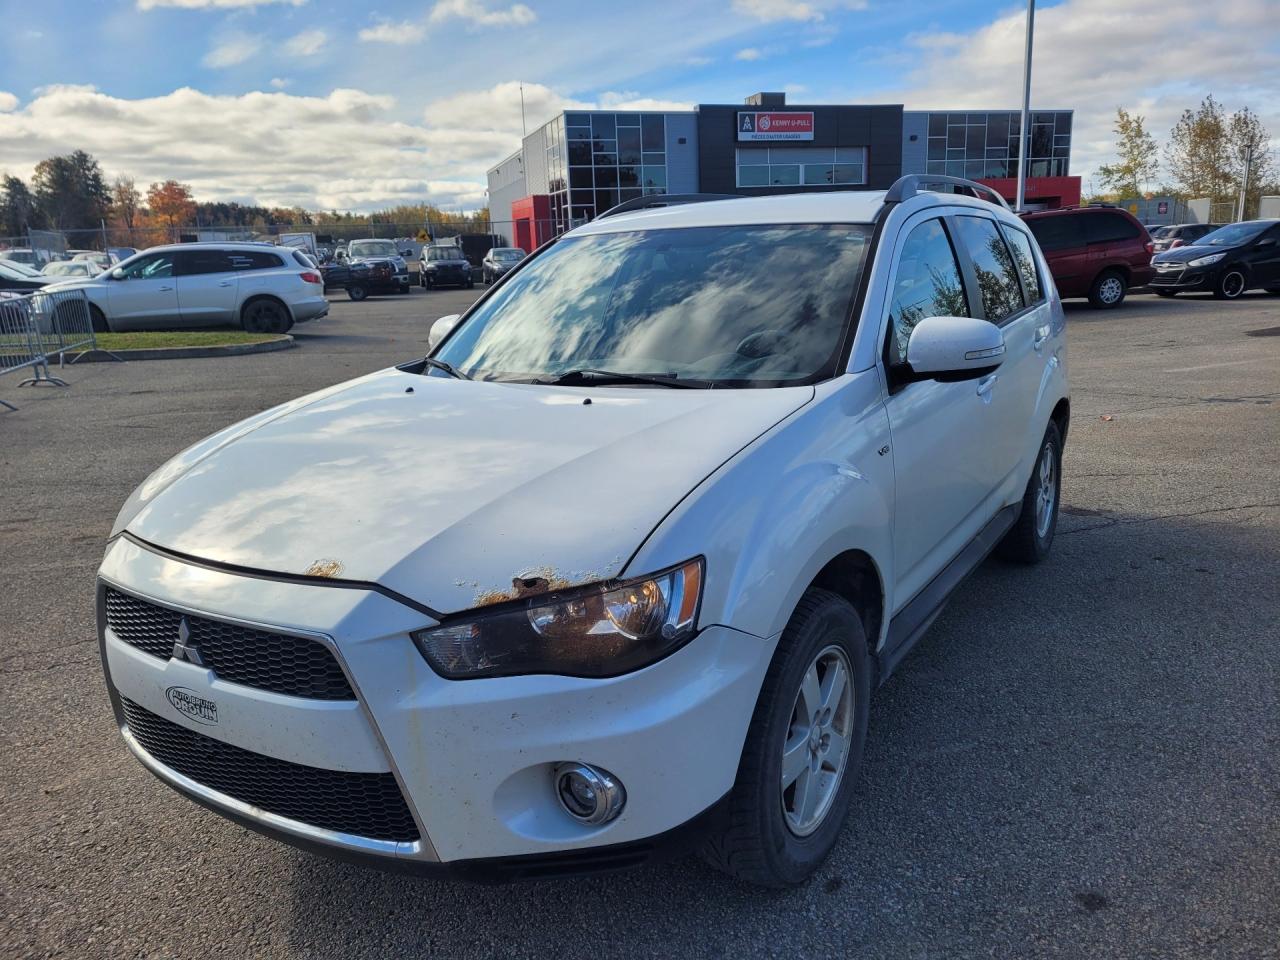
left=886, top=219, right=970, bottom=367
left=177, top=249, right=236, bottom=276
left=1000, top=226, right=1043, bottom=303
left=953, top=216, right=1025, bottom=323
left=293, top=250, right=317, bottom=267
left=435, top=224, right=872, bottom=386
left=1025, top=214, right=1085, bottom=253
left=1085, top=213, right=1140, bottom=244
left=228, top=251, right=283, bottom=271
left=118, top=253, right=175, bottom=279
left=1196, top=222, right=1272, bottom=247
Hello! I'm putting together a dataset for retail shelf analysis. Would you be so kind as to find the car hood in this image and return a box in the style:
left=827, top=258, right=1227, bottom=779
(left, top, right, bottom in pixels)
left=1153, top=243, right=1241, bottom=263
left=119, top=367, right=813, bottom=615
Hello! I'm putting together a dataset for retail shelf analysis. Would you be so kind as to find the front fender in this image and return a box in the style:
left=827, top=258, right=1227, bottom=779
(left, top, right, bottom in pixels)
left=626, top=373, right=895, bottom=648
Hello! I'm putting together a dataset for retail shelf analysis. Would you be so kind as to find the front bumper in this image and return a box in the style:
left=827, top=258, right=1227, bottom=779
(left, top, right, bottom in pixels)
left=1149, top=265, right=1210, bottom=289
left=97, top=536, right=773, bottom=873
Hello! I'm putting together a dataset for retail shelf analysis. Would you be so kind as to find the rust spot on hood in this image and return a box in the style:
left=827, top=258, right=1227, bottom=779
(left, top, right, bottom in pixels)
left=473, top=566, right=598, bottom=608
left=304, top=558, right=345, bottom=579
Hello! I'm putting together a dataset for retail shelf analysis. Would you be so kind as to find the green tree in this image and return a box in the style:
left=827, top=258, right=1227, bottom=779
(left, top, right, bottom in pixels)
left=0, top=175, right=42, bottom=237
left=1224, top=106, right=1275, bottom=219
left=1096, top=108, right=1159, bottom=198
left=31, top=150, right=110, bottom=229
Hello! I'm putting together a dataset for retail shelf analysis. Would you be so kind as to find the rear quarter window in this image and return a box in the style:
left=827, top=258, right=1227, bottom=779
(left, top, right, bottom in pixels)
left=229, top=251, right=285, bottom=271
left=1025, top=214, right=1084, bottom=253
left=1085, top=213, right=1140, bottom=245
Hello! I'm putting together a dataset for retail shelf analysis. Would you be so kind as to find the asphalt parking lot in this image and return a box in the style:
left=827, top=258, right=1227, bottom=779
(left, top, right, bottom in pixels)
left=2, top=286, right=1277, bottom=959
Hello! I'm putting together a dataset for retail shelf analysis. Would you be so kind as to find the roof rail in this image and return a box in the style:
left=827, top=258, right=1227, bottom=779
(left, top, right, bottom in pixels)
left=882, top=175, right=1010, bottom=210
left=596, top=193, right=739, bottom=219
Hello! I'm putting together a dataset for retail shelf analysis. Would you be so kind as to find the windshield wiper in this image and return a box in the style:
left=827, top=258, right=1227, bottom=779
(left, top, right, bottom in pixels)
left=422, top=357, right=471, bottom=380
left=535, top=368, right=706, bottom=389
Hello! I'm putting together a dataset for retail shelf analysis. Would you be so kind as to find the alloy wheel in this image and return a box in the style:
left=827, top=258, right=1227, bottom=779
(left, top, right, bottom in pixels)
left=1098, top=276, right=1124, bottom=304
left=780, top=644, right=855, bottom=837
left=1035, top=440, right=1057, bottom=539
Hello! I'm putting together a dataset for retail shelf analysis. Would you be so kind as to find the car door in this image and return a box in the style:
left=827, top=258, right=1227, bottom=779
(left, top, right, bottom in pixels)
left=175, top=249, right=239, bottom=326
left=105, top=251, right=179, bottom=329
left=880, top=213, right=1007, bottom=604
left=950, top=214, right=1053, bottom=496
left=1245, top=224, right=1280, bottom=286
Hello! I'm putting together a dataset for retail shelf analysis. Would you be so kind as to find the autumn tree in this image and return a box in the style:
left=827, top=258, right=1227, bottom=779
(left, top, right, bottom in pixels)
left=111, top=176, right=141, bottom=231
left=1224, top=106, right=1275, bottom=218
left=0, top=175, right=42, bottom=237
left=145, top=180, right=196, bottom=234
left=1096, top=108, right=1159, bottom=198
left=31, top=150, right=110, bottom=229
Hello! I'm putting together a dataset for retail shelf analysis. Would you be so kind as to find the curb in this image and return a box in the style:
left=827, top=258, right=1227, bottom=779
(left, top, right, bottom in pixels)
left=65, top=335, right=296, bottom=363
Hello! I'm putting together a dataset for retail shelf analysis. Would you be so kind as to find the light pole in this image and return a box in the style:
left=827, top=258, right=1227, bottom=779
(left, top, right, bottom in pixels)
left=1015, top=0, right=1036, bottom=212
left=1237, top=143, right=1254, bottom=222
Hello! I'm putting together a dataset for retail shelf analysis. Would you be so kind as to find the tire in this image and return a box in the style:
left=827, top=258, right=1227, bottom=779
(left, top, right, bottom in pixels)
left=240, top=298, right=292, bottom=334
left=466, top=278, right=475, bottom=289
left=418, top=272, right=427, bottom=289
left=1155, top=290, right=1177, bottom=298
left=347, top=284, right=369, bottom=302
left=700, top=589, right=871, bottom=887
left=996, top=420, right=1063, bottom=564
left=398, top=285, right=410, bottom=295
left=89, top=304, right=109, bottom=333
left=1087, top=270, right=1127, bottom=309
left=1213, top=268, right=1247, bottom=300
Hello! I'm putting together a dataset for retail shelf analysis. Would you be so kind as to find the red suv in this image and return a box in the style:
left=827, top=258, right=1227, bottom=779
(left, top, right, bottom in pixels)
left=1021, top=206, right=1154, bottom=308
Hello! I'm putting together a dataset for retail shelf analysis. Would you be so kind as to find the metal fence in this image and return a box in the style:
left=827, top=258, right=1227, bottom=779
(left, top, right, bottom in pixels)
left=0, top=288, right=114, bottom=412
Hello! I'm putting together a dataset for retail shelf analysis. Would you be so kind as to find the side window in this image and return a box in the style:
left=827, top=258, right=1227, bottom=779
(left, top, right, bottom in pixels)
left=177, top=250, right=235, bottom=276
left=953, top=216, right=1025, bottom=323
left=1085, top=213, right=1139, bottom=244
left=1025, top=214, right=1083, bottom=253
left=886, top=219, right=970, bottom=367
left=999, top=225, right=1044, bottom=304
left=229, top=251, right=284, bottom=271
left=118, top=253, right=175, bottom=280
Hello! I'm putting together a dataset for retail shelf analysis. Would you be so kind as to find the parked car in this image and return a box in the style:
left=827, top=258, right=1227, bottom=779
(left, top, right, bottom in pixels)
left=1, top=248, right=50, bottom=269
left=72, top=251, right=116, bottom=270
left=43, top=260, right=102, bottom=279
left=342, top=238, right=412, bottom=300
left=1020, top=205, right=1153, bottom=308
left=1149, top=219, right=1280, bottom=299
left=420, top=242, right=473, bottom=289
left=481, top=247, right=526, bottom=284
left=96, top=177, right=1069, bottom=887
left=1150, top=223, right=1222, bottom=253
left=0, top=260, right=51, bottom=291
left=43, top=242, right=328, bottom=332
left=1, top=259, right=46, bottom=278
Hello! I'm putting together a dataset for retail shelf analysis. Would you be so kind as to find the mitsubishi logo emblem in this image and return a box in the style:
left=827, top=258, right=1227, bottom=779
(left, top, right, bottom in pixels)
left=172, top=616, right=206, bottom=667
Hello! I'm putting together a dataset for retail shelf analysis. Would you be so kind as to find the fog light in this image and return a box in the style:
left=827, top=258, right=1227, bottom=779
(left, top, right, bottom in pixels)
left=554, top=763, right=625, bottom=825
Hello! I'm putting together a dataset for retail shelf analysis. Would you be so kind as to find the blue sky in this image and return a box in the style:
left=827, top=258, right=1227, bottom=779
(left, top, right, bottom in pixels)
left=1, top=0, right=1277, bottom=212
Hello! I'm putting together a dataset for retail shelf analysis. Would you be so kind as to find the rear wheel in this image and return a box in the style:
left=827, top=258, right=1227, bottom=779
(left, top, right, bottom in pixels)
left=997, top=420, right=1062, bottom=564
left=700, top=589, right=870, bottom=887
left=1088, top=270, right=1127, bottom=309
left=1214, top=269, right=1247, bottom=300
left=240, top=298, right=292, bottom=334
left=347, top=283, right=369, bottom=302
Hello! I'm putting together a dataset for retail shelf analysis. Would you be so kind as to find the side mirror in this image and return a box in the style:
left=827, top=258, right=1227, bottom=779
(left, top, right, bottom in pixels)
left=1256, top=237, right=1276, bottom=248
left=903, top=316, right=1005, bottom=383
left=110, top=267, right=125, bottom=280
left=427, top=313, right=461, bottom=350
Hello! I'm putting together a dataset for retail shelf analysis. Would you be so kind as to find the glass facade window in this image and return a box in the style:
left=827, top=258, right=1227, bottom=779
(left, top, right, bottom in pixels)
left=924, top=110, right=1071, bottom=180
left=734, top=147, right=867, bottom=189
left=563, top=112, right=669, bottom=224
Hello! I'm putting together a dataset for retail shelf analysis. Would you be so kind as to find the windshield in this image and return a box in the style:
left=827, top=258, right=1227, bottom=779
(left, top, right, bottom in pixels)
left=2, top=259, right=42, bottom=276
left=44, top=262, right=95, bottom=276
left=349, top=240, right=399, bottom=258
left=428, top=247, right=463, bottom=261
left=1152, top=226, right=1174, bottom=239
left=0, top=262, right=37, bottom=282
left=1197, top=222, right=1271, bottom=247
left=495, top=249, right=524, bottom=261
left=434, top=224, right=872, bottom=387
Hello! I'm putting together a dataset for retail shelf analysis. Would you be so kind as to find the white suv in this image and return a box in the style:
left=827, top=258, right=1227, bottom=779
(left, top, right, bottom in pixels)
left=97, top=178, right=1068, bottom=887
left=48, top=242, right=328, bottom=333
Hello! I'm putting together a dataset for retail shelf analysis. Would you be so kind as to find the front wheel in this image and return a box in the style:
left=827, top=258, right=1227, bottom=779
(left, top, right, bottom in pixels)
left=347, top=283, right=369, bottom=302
left=700, top=589, right=870, bottom=887
left=996, top=420, right=1062, bottom=563
left=89, top=304, right=109, bottom=333
left=1213, top=269, right=1247, bottom=300
left=1088, top=270, right=1127, bottom=309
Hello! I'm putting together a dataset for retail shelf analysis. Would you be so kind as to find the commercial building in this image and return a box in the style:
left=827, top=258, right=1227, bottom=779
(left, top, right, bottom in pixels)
left=487, top=92, right=1081, bottom=247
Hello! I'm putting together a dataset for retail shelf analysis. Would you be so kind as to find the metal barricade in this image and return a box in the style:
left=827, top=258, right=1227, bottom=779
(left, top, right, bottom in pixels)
left=0, top=288, right=120, bottom=411
left=27, top=288, right=101, bottom=360
left=0, top=293, right=44, bottom=410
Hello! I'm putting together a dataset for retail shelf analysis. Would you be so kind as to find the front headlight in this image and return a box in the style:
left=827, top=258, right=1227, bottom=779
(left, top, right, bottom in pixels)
left=413, top=558, right=703, bottom=680
left=1188, top=252, right=1226, bottom=267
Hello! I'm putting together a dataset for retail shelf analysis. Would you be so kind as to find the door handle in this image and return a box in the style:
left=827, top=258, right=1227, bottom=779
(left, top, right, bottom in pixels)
left=158, top=285, right=173, bottom=292
left=976, top=374, right=998, bottom=399
left=218, top=281, right=233, bottom=287
left=1033, top=325, right=1050, bottom=350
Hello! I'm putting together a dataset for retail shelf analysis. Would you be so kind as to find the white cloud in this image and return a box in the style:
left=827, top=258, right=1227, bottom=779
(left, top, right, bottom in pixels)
left=202, top=34, right=262, bottom=68
left=734, top=47, right=764, bottom=61
left=0, top=92, right=18, bottom=112
left=731, top=0, right=865, bottom=22
left=357, top=19, right=427, bottom=44
left=283, top=29, right=327, bottom=57
left=428, top=0, right=536, bottom=28
left=138, top=0, right=304, bottom=8
left=270, top=77, right=291, bottom=89
left=885, top=0, right=1280, bottom=184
